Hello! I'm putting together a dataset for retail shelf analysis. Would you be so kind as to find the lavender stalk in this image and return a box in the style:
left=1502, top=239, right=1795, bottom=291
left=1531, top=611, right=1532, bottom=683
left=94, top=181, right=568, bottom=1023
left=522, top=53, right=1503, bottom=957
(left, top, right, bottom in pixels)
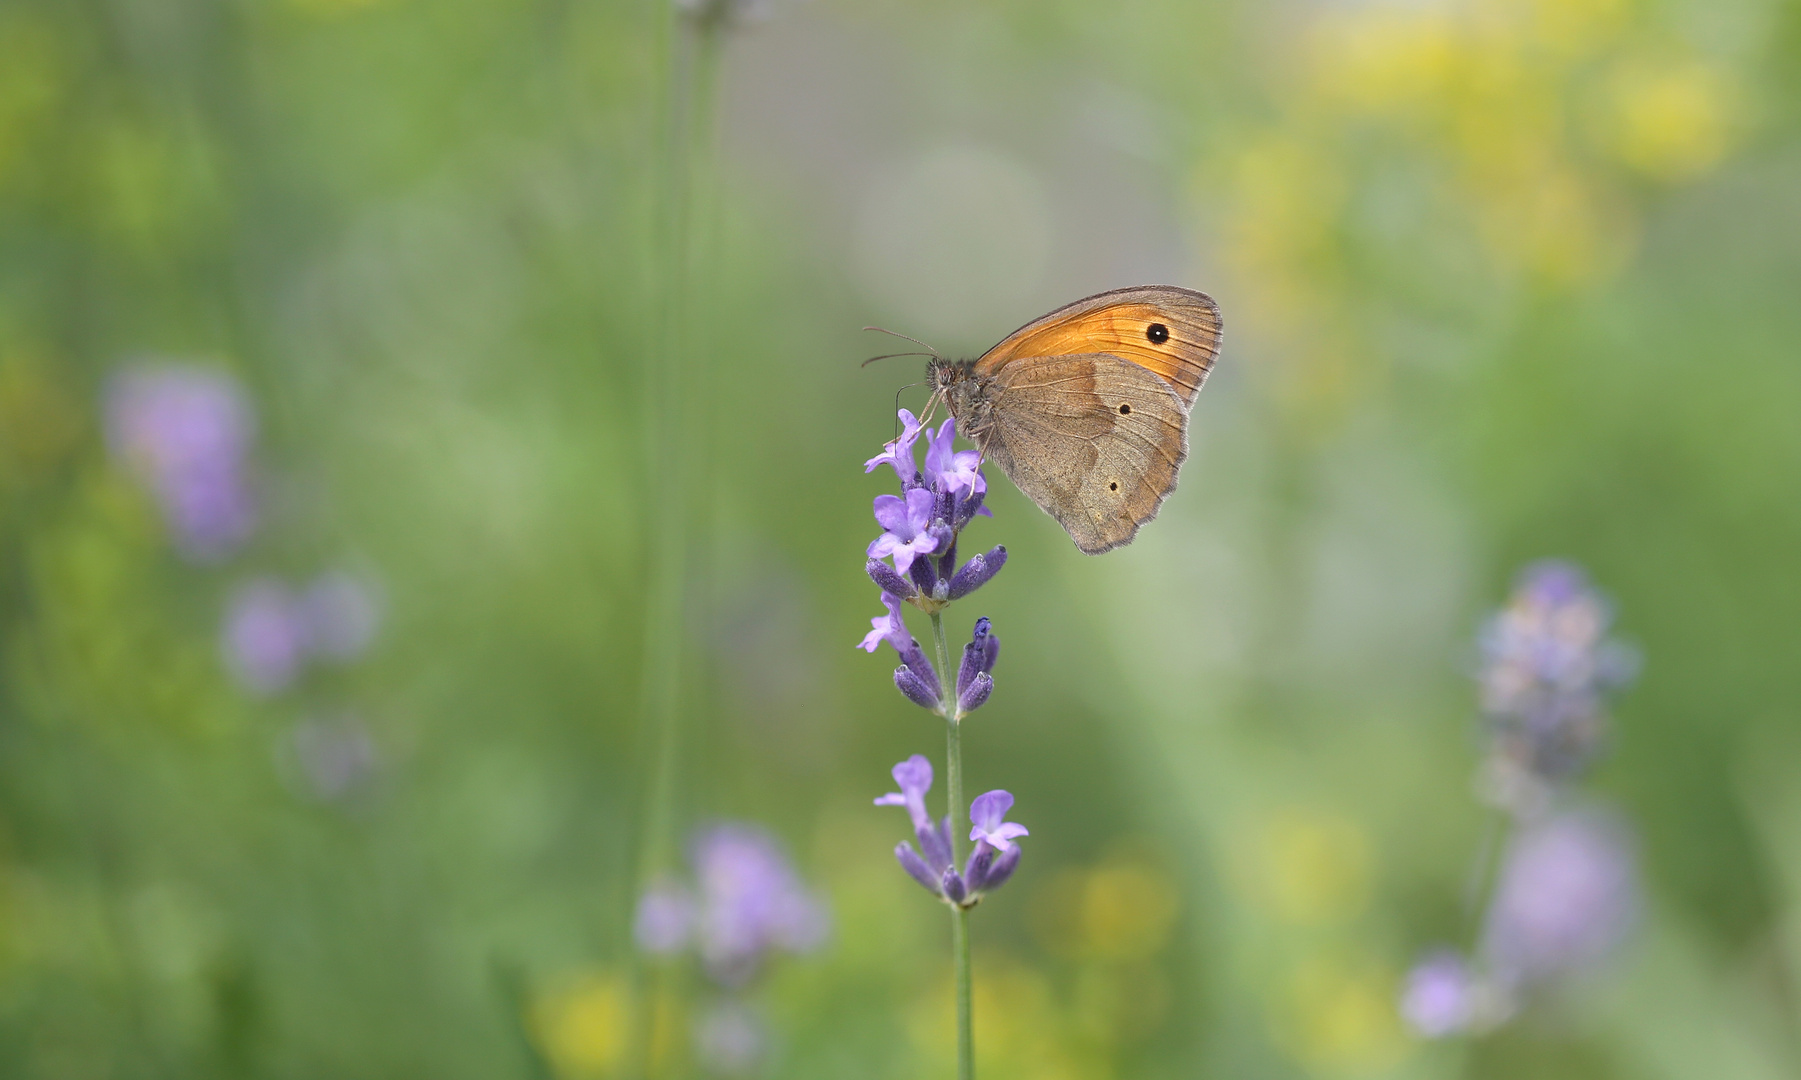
left=862, top=412, right=1023, bottom=1080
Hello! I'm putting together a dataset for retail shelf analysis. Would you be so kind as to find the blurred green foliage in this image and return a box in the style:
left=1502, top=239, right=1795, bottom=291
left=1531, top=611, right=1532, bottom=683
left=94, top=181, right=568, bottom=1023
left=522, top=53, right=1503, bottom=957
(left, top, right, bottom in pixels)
left=2, top=0, right=1800, bottom=1078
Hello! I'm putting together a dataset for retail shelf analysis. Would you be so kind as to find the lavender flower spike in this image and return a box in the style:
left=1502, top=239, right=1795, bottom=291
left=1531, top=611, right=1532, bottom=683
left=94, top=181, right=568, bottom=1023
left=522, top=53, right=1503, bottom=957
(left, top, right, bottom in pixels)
left=968, top=790, right=1028, bottom=853
left=105, top=363, right=258, bottom=562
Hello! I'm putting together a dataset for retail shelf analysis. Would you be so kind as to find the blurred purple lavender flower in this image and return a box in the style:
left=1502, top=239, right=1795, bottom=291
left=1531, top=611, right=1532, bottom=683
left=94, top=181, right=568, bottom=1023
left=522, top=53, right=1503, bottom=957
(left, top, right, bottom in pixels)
left=877, top=757, right=1026, bottom=909
left=1480, top=807, right=1639, bottom=992
left=223, top=579, right=308, bottom=695
left=301, top=570, right=383, bottom=662
left=285, top=713, right=380, bottom=803
left=105, top=363, right=258, bottom=562
left=1399, top=950, right=1477, bottom=1038
left=222, top=569, right=384, bottom=695
left=694, top=1000, right=768, bottom=1076
left=634, top=878, right=697, bottom=954
left=671, top=823, right=830, bottom=987
left=1476, top=561, right=1639, bottom=804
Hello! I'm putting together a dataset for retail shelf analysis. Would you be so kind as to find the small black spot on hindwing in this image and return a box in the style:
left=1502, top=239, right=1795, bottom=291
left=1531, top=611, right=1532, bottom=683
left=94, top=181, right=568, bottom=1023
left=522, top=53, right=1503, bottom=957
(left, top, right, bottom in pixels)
left=1118, top=403, right=1131, bottom=415
left=1108, top=481, right=1119, bottom=492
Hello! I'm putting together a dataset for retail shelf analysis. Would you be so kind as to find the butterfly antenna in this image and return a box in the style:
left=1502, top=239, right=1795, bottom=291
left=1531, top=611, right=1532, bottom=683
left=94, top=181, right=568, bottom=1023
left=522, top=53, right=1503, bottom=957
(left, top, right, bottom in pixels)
left=861, top=350, right=935, bottom=367
left=862, top=326, right=943, bottom=361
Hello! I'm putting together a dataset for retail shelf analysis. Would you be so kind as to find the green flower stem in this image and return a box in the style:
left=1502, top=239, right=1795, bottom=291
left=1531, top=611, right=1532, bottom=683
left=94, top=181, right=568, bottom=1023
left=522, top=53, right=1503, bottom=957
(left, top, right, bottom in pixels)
left=630, top=7, right=726, bottom=1078
left=930, top=611, right=975, bottom=1080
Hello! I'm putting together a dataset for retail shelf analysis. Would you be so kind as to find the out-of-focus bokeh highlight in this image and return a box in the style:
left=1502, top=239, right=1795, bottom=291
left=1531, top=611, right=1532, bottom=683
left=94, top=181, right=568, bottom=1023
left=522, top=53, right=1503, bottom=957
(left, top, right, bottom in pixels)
left=3, top=0, right=1799, bottom=1077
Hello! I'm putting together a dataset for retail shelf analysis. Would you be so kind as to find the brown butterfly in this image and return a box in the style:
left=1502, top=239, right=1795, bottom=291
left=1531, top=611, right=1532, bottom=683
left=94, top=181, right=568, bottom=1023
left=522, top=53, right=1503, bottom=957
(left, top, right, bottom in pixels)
left=924, top=285, right=1223, bottom=554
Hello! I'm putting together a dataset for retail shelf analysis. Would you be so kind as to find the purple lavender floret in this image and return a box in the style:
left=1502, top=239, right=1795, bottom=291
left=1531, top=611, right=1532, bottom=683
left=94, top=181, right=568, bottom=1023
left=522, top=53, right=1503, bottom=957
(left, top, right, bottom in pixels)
left=105, top=363, right=258, bottom=562
left=868, top=488, right=942, bottom=576
left=1479, top=807, right=1639, bottom=992
left=859, top=592, right=941, bottom=711
left=863, top=408, right=926, bottom=488
left=877, top=759, right=1026, bottom=909
left=1476, top=560, right=1639, bottom=792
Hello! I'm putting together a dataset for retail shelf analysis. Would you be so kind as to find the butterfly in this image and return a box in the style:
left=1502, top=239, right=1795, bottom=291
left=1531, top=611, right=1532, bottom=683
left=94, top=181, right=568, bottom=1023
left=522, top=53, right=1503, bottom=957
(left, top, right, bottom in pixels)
left=923, top=285, right=1222, bottom=554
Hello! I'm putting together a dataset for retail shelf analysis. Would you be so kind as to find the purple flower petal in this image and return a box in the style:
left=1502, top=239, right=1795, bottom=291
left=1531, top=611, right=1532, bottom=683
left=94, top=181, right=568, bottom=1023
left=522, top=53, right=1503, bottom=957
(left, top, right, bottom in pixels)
left=857, top=592, right=909, bottom=653
left=864, top=409, right=925, bottom=484
left=969, top=790, right=1028, bottom=853
left=874, top=755, right=933, bottom=832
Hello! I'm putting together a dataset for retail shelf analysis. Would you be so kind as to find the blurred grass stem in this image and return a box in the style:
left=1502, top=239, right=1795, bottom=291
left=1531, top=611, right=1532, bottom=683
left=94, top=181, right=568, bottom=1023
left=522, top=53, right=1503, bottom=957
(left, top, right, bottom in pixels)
left=932, top=611, right=976, bottom=1080
left=632, top=4, right=727, bottom=1076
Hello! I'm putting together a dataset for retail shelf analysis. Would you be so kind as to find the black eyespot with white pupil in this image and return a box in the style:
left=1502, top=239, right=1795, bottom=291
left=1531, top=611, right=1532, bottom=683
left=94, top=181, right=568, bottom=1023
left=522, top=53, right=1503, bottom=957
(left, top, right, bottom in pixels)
left=1146, top=323, right=1170, bottom=344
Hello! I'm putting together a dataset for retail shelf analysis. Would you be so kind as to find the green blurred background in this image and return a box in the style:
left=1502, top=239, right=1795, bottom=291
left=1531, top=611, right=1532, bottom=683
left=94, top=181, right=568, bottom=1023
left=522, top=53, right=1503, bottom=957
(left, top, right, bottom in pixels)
left=3, top=0, right=1801, bottom=1077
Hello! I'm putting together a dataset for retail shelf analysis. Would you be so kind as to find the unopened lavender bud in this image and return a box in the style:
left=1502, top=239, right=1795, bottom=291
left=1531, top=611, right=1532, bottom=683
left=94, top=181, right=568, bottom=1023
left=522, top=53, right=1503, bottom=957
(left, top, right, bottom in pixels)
left=962, top=844, right=996, bottom=892
left=954, top=487, right=987, bottom=529
left=918, top=819, right=952, bottom=874
left=979, top=845, right=1020, bottom=892
left=957, top=672, right=993, bottom=713
left=907, top=550, right=939, bottom=596
left=956, top=617, right=999, bottom=699
left=894, top=666, right=940, bottom=710
left=940, top=866, right=967, bottom=905
left=895, top=843, right=941, bottom=894
left=946, top=547, right=1006, bottom=600
left=896, top=637, right=940, bottom=698
left=866, top=559, right=916, bottom=599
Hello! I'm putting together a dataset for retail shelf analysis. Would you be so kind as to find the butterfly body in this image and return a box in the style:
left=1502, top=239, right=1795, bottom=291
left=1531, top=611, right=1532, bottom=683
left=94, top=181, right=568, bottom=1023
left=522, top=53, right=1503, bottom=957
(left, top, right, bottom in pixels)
left=927, top=285, right=1222, bottom=555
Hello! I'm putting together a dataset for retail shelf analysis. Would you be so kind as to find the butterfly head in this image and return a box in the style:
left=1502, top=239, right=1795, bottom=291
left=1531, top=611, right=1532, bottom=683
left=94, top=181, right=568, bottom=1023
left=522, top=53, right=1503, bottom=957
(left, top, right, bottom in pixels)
left=927, top=358, right=993, bottom=443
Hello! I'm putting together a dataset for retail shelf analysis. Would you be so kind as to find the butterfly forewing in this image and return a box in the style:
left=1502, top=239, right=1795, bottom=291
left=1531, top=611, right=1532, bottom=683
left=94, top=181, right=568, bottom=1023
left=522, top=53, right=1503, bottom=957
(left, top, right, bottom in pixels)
left=972, top=285, right=1221, bottom=410
left=983, top=353, right=1188, bottom=555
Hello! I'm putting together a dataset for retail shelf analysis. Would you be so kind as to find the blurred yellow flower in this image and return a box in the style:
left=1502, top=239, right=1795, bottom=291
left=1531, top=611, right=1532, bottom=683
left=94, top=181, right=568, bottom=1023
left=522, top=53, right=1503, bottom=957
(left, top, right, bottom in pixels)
left=530, top=973, right=630, bottom=1077
left=1268, top=952, right=1409, bottom=1076
left=1030, top=857, right=1179, bottom=962
left=909, top=955, right=1092, bottom=1080
left=1605, top=59, right=1737, bottom=183
left=1235, top=809, right=1372, bottom=927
